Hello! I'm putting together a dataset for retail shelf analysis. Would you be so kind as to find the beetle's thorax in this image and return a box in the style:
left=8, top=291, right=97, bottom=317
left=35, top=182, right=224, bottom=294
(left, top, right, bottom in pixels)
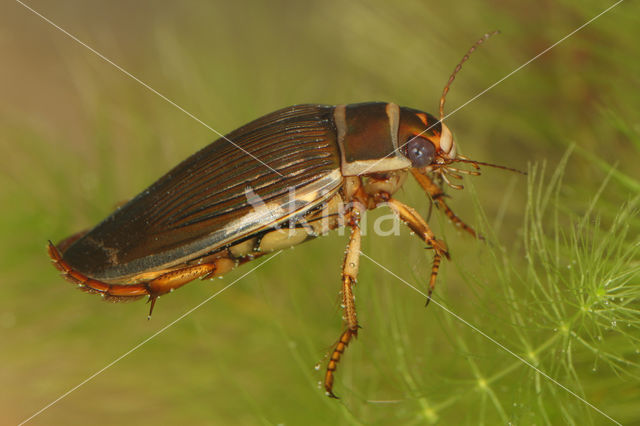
left=334, top=103, right=411, bottom=176
left=334, top=102, right=453, bottom=177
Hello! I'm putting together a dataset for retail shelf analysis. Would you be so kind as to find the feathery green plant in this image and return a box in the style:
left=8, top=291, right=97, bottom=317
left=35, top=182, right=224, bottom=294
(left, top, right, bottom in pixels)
left=409, top=147, right=640, bottom=424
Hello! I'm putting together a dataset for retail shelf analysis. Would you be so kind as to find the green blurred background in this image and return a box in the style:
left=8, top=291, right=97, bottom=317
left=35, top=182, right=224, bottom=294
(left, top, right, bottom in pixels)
left=1, top=0, right=638, bottom=424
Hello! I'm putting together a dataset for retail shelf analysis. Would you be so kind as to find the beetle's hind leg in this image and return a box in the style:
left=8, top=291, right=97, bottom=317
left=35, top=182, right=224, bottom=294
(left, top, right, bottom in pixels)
left=410, top=169, right=482, bottom=239
left=48, top=241, right=149, bottom=301
left=324, top=218, right=361, bottom=398
left=142, top=260, right=234, bottom=318
left=47, top=241, right=234, bottom=318
left=385, top=198, right=450, bottom=305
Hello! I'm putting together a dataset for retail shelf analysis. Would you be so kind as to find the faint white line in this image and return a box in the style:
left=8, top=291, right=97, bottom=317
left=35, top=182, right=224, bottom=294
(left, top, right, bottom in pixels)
left=360, top=250, right=622, bottom=426
left=19, top=251, right=283, bottom=425
left=359, top=0, right=624, bottom=176
left=15, top=0, right=284, bottom=177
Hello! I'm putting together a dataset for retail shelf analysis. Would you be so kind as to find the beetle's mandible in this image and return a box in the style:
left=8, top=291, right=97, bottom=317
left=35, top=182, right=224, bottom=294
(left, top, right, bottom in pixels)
left=48, top=31, right=519, bottom=398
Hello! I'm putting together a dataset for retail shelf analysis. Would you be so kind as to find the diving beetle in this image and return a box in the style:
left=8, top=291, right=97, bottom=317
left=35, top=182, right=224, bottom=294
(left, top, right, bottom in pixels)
left=48, top=32, right=515, bottom=397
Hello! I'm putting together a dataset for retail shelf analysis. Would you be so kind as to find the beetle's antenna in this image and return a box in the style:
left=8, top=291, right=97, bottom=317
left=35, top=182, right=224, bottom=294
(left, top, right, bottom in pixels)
left=439, top=30, right=500, bottom=121
left=452, top=158, right=527, bottom=175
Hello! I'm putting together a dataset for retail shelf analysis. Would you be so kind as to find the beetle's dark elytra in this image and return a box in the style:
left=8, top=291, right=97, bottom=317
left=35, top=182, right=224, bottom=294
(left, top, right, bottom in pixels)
left=50, top=31, right=504, bottom=399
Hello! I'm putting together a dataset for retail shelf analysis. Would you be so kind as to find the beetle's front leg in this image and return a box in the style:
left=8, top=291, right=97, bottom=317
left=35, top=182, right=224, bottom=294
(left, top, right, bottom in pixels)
left=410, top=169, right=481, bottom=239
left=324, top=214, right=361, bottom=398
left=385, top=198, right=450, bottom=304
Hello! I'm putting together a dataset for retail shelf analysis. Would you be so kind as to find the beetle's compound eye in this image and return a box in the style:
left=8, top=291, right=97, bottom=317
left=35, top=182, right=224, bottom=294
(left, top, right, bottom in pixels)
left=404, top=136, right=435, bottom=167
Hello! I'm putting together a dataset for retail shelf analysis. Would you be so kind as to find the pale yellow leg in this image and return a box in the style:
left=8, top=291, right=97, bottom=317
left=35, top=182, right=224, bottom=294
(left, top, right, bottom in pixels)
left=324, top=220, right=361, bottom=398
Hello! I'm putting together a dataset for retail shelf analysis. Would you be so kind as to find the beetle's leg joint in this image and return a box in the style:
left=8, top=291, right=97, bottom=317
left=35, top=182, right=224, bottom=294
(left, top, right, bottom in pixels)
left=373, top=191, right=392, bottom=204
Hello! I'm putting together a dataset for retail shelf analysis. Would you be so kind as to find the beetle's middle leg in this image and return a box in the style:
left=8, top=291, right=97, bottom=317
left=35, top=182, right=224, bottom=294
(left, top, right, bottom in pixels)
left=324, top=215, right=362, bottom=398
left=385, top=198, right=450, bottom=304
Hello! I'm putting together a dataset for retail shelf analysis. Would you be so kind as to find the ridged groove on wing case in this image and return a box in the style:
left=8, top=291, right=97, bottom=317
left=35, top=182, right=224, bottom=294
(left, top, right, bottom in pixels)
left=62, top=105, right=341, bottom=280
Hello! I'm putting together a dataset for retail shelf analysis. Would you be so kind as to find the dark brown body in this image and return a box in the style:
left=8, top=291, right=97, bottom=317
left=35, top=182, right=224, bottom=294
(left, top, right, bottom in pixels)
left=49, top=101, right=477, bottom=397
left=49, top=31, right=505, bottom=399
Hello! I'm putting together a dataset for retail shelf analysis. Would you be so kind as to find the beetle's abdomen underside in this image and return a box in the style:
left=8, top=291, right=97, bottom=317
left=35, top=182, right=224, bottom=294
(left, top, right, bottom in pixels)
left=62, top=105, right=342, bottom=281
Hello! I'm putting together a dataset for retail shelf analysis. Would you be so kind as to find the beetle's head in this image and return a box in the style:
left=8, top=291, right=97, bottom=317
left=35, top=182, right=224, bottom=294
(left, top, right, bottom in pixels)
left=397, top=31, right=502, bottom=189
left=397, top=109, right=470, bottom=188
left=394, top=32, right=523, bottom=189
left=398, top=109, right=456, bottom=165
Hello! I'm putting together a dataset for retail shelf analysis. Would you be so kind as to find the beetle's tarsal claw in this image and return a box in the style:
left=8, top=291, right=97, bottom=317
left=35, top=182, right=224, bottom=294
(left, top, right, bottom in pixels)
left=324, top=328, right=355, bottom=399
left=424, top=281, right=436, bottom=308
left=424, top=294, right=432, bottom=308
left=326, top=390, right=340, bottom=399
